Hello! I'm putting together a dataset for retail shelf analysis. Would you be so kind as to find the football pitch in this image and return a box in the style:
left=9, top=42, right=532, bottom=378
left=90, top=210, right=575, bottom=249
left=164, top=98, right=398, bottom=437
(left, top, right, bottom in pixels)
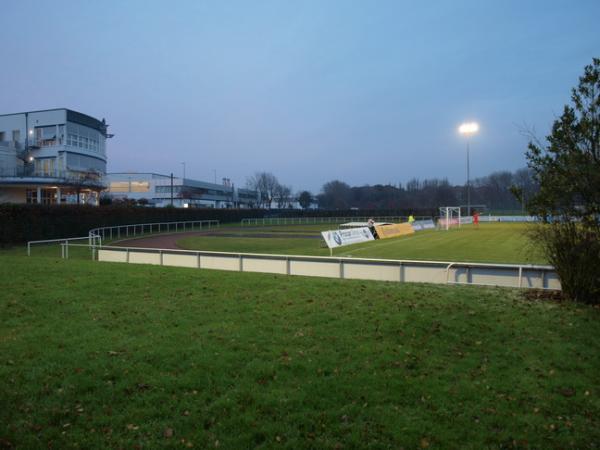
left=176, top=222, right=545, bottom=264
left=1, top=252, right=599, bottom=448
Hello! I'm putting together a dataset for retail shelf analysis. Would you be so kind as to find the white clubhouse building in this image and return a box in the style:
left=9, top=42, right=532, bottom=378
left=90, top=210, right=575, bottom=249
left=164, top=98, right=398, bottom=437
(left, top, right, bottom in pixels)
left=0, top=108, right=109, bottom=204
left=106, top=173, right=260, bottom=208
left=0, top=108, right=259, bottom=208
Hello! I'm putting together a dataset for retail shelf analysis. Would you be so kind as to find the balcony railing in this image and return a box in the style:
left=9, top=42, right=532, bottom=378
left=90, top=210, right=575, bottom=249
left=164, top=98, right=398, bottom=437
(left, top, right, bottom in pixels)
left=0, top=167, right=106, bottom=188
left=0, top=138, right=65, bottom=150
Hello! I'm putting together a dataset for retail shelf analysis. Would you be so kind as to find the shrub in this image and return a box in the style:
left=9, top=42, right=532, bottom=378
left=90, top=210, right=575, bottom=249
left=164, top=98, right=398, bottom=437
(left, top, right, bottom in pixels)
left=529, top=223, right=600, bottom=304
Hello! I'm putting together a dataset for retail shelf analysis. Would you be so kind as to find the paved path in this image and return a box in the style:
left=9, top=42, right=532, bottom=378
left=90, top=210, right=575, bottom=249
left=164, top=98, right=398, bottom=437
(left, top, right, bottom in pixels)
left=113, top=231, right=201, bottom=249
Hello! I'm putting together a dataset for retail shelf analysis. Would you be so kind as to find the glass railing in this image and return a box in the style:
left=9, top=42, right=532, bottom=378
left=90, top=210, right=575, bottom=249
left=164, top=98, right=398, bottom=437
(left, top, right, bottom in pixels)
left=0, top=167, right=106, bottom=187
left=0, top=138, right=63, bottom=149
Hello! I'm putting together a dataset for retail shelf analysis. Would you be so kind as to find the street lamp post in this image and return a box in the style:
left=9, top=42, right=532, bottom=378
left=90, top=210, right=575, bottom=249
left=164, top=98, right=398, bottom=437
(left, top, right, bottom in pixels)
left=458, top=122, right=479, bottom=217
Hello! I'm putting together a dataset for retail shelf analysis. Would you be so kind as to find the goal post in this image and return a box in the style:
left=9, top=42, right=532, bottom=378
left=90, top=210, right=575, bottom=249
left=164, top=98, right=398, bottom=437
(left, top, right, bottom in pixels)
left=438, top=206, right=461, bottom=231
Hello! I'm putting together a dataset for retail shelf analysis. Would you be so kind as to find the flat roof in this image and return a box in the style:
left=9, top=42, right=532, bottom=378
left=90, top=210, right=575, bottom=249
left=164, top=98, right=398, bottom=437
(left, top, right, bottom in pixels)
left=108, top=172, right=171, bottom=179
left=1, top=107, right=82, bottom=117
left=107, top=172, right=237, bottom=190
left=0, top=108, right=108, bottom=136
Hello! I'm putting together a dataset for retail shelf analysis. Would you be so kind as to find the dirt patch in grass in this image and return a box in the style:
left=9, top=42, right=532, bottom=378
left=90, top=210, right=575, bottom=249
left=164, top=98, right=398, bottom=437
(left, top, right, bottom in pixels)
left=522, top=289, right=566, bottom=302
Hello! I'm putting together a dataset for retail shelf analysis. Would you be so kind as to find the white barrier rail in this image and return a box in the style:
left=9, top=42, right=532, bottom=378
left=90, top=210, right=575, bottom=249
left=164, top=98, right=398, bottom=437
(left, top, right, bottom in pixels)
left=241, top=216, right=432, bottom=226
left=91, top=245, right=560, bottom=291
left=480, top=215, right=539, bottom=222
left=27, top=234, right=101, bottom=257
left=88, top=220, right=220, bottom=242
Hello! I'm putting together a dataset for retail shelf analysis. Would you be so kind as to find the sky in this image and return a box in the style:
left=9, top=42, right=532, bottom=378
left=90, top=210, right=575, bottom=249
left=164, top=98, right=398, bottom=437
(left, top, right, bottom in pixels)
left=1, top=0, right=599, bottom=193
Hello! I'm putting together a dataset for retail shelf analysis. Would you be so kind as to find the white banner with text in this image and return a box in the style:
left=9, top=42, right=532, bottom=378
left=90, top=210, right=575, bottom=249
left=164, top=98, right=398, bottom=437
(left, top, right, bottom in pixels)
left=321, top=227, right=374, bottom=249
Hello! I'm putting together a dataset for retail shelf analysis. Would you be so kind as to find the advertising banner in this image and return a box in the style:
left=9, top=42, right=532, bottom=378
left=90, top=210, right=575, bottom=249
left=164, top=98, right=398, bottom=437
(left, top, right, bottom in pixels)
left=321, top=227, right=374, bottom=248
left=374, top=222, right=415, bottom=239
left=411, top=219, right=436, bottom=231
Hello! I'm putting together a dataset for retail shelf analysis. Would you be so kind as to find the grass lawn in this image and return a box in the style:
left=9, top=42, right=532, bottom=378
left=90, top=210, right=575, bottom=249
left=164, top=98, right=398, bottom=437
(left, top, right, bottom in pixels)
left=178, top=223, right=545, bottom=264
left=1, top=253, right=599, bottom=448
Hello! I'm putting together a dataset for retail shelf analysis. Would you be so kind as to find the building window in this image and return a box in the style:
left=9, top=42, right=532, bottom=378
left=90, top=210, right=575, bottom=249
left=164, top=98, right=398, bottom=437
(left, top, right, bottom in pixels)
left=109, top=182, right=130, bottom=193
left=25, top=188, right=56, bottom=204
left=35, top=125, right=60, bottom=147
left=130, top=181, right=150, bottom=192
left=35, top=158, right=56, bottom=176
left=156, top=186, right=182, bottom=194
left=66, top=123, right=102, bottom=153
left=26, top=189, right=36, bottom=204
left=66, top=153, right=106, bottom=173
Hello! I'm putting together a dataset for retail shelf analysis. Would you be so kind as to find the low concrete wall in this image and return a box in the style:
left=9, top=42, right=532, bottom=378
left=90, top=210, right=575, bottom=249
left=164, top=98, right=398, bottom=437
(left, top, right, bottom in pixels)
left=97, top=247, right=561, bottom=291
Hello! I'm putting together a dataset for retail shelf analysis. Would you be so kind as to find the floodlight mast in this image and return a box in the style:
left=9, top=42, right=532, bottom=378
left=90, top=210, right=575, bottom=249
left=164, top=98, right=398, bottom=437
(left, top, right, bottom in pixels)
left=459, top=122, right=479, bottom=216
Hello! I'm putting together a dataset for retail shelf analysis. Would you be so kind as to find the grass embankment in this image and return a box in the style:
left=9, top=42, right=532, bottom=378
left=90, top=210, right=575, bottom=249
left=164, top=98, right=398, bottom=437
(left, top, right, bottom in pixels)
left=1, top=254, right=598, bottom=448
left=178, top=223, right=545, bottom=264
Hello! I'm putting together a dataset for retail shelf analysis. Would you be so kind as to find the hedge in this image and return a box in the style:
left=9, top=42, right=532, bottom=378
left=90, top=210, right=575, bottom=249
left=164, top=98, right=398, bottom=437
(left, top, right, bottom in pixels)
left=0, top=205, right=435, bottom=245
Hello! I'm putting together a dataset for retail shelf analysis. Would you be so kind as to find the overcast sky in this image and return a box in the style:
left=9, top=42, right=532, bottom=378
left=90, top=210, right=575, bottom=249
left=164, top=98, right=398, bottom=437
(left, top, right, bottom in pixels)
left=2, top=0, right=599, bottom=192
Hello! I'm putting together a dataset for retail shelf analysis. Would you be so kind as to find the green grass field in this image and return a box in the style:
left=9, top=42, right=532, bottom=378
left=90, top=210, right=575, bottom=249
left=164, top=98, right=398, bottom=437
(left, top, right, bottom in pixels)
left=178, top=223, right=545, bottom=264
left=1, top=253, right=599, bottom=448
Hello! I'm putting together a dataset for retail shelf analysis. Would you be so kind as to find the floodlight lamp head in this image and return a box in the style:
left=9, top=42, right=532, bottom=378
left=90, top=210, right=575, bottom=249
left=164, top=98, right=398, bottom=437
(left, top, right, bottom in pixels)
left=459, top=122, right=479, bottom=135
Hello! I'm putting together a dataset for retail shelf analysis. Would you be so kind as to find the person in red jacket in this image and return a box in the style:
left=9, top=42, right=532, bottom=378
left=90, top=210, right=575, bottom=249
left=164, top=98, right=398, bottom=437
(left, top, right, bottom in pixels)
left=473, top=210, right=480, bottom=227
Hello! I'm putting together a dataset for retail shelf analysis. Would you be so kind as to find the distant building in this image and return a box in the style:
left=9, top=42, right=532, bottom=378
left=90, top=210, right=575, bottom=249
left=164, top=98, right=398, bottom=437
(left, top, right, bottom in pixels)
left=0, top=108, right=110, bottom=204
left=106, top=172, right=259, bottom=208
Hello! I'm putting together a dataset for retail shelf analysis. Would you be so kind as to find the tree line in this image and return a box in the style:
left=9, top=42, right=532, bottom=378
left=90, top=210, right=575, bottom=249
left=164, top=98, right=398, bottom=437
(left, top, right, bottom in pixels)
left=246, top=167, right=538, bottom=211
left=315, top=168, right=538, bottom=211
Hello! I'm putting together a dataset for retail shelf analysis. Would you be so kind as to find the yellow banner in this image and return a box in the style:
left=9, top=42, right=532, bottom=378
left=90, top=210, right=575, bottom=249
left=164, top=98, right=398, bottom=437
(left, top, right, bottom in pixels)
left=374, top=222, right=415, bottom=239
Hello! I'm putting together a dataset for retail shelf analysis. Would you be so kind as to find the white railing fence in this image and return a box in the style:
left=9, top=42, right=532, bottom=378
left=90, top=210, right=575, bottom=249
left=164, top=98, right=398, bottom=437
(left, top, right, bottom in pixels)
left=240, top=216, right=432, bottom=226
left=82, top=244, right=559, bottom=291
left=27, top=234, right=102, bottom=257
left=25, top=217, right=561, bottom=291
left=88, top=219, right=219, bottom=242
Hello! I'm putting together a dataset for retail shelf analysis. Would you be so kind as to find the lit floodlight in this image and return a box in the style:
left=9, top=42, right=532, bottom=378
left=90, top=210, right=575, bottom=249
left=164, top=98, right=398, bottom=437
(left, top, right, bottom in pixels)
left=459, top=122, right=479, bottom=135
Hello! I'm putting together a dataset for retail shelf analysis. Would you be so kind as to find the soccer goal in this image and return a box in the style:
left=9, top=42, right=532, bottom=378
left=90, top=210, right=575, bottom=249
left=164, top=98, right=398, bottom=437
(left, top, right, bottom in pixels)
left=438, top=206, right=462, bottom=230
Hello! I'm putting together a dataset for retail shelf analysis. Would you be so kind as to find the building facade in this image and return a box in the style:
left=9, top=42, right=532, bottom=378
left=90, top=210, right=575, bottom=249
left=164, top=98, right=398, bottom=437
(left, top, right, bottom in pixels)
left=106, top=172, right=259, bottom=208
left=0, top=108, right=110, bottom=204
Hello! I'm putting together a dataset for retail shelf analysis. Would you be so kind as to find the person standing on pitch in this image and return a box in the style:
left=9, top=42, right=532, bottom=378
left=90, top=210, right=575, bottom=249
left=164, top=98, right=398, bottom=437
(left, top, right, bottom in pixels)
left=408, top=214, right=415, bottom=225
left=367, top=218, right=378, bottom=239
left=473, top=210, right=480, bottom=228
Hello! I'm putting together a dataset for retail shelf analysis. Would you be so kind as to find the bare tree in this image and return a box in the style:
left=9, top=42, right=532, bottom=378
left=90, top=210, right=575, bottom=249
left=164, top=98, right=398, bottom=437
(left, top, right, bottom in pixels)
left=274, top=184, right=292, bottom=208
left=246, top=172, right=280, bottom=208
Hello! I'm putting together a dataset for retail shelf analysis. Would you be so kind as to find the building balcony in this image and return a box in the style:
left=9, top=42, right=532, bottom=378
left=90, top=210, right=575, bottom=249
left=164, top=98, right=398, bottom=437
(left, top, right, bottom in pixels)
left=0, top=167, right=106, bottom=189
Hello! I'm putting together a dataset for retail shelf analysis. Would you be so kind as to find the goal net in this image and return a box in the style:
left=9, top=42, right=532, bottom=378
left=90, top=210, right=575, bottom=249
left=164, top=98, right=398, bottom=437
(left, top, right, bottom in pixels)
left=438, top=206, right=467, bottom=230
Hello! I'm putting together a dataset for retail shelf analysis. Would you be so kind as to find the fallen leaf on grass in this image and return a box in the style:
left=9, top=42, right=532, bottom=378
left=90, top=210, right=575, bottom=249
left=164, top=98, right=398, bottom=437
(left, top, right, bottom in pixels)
left=560, top=388, right=576, bottom=397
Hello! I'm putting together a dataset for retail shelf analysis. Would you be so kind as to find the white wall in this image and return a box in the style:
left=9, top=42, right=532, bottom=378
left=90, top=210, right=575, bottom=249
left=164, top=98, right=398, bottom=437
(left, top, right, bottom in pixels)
left=0, top=186, right=25, bottom=203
